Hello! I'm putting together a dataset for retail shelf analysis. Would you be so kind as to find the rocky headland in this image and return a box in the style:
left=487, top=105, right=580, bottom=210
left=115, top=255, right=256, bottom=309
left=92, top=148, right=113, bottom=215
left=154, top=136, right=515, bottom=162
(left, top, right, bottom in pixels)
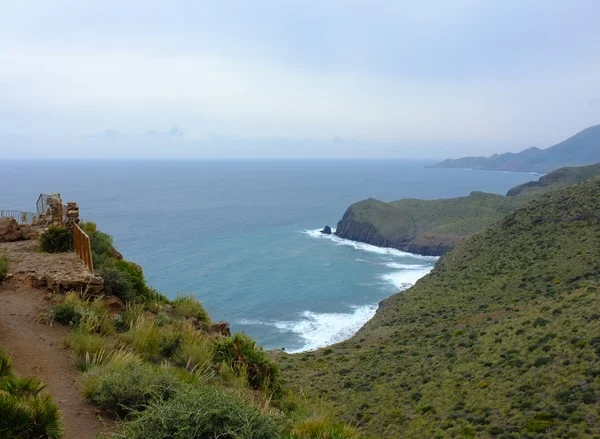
left=335, top=162, right=600, bottom=256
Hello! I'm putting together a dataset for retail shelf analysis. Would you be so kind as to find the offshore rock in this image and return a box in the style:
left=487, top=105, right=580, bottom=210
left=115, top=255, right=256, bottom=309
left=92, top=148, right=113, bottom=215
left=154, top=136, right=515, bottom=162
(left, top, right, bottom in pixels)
left=320, top=225, right=332, bottom=235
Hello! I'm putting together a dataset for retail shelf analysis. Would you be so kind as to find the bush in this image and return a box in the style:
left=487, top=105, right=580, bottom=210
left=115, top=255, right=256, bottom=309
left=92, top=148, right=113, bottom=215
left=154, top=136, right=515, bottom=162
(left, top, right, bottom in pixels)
left=51, top=303, right=78, bottom=325
left=172, top=295, right=211, bottom=328
left=173, top=333, right=213, bottom=371
left=84, top=354, right=179, bottom=414
left=0, top=348, right=13, bottom=378
left=0, top=357, right=63, bottom=439
left=213, top=333, right=280, bottom=392
left=111, top=383, right=284, bottom=439
left=120, top=316, right=182, bottom=362
left=40, top=226, right=73, bottom=253
left=113, top=260, right=149, bottom=300
left=97, top=265, right=136, bottom=303
left=64, top=331, right=108, bottom=359
left=287, top=418, right=360, bottom=439
left=0, top=257, right=8, bottom=281
left=81, top=222, right=113, bottom=258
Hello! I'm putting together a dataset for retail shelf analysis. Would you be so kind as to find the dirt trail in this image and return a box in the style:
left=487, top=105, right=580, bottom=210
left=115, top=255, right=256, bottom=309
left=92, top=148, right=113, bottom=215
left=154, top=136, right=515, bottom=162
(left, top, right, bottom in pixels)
left=0, top=277, right=109, bottom=438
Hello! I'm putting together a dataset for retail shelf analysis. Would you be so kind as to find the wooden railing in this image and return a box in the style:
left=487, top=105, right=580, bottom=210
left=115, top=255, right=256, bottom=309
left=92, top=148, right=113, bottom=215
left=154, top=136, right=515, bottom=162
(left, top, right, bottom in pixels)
left=73, top=223, right=94, bottom=272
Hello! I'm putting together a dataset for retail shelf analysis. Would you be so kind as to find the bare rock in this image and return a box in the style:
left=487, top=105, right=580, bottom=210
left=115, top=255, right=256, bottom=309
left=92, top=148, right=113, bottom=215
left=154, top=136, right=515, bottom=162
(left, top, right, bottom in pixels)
left=0, top=218, right=24, bottom=242
left=210, top=322, right=231, bottom=337
left=103, top=295, right=125, bottom=314
left=108, top=246, right=123, bottom=260
left=19, top=225, right=41, bottom=241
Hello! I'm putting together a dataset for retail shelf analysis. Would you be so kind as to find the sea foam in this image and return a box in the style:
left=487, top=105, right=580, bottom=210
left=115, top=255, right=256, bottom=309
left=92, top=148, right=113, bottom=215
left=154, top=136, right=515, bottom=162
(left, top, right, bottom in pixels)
left=239, top=304, right=378, bottom=353
left=380, top=267, right=432, bottom=290
left=302, top=228, right=439, bottom=261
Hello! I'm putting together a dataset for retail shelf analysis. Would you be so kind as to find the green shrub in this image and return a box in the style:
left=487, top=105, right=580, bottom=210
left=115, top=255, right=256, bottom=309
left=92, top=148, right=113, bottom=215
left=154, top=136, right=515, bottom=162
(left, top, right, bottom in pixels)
left=64, top=331, right=108, bottom=359
left=97, top=265, right=136, bottom=303
left=84, top=354, right=179, bottom=414
left=0, top=348, right=12, bottom=378
left=120, top=316, right=182, bottom=362
left=40, top=226, right=73, bottom=253
left=0, top=371, right=63, bottom=439
left=172, top=295, right=210, bottom=327
left=213, top=333, right=280, bottom=392
left=287, top=418, right=360, bottom=439
left=51, top=303, right=78, bottom=325
left=81, top=222, right=113, bottom=258
left=173, top=333, right=213, bottom=371
left=114, top=260, right=149, bottom=299
left=111, top=383, right=283, bottom=439
left=0, top=257, right=8, bottom=281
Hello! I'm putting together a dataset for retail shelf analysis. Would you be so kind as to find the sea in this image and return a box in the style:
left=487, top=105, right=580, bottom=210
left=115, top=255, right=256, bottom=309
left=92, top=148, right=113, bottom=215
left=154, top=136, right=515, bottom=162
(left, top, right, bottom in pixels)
left=0, top=159, right=535, bottom=352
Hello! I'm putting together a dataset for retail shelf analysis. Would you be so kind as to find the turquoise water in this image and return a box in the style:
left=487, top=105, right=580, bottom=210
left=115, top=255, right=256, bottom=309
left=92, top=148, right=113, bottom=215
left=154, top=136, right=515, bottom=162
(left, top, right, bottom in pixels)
left=0, top=159, right=534, bottom=351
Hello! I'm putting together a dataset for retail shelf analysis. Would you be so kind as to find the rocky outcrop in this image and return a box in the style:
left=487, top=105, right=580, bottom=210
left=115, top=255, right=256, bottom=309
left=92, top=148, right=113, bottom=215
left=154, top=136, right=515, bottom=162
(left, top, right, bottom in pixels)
left=320, top=225, right=332, bottom=235
left=0, top=218, right=24, bottom=242
left=210, top=322, right=231, bottom=337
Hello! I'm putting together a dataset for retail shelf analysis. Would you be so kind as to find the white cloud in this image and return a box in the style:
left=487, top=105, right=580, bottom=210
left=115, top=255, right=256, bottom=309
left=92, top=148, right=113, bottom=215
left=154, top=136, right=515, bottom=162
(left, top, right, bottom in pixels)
left=0, top=1, right=599, bottom=157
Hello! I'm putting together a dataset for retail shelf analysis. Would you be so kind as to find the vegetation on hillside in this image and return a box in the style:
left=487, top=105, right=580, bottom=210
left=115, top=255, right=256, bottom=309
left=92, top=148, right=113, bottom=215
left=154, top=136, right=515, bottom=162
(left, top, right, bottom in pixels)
left=0, top=256, right=8, bottom=281
left=336, top=162, right=600, bottom=255
left=280, top=177, right=600, bottom=438
left=48, top=224, right=359, bottom=439
left=429, top=124, right=600, bottom=173
left=0, top=347, right=63, bottom=439
left=40, top=225, right=73, bottom=253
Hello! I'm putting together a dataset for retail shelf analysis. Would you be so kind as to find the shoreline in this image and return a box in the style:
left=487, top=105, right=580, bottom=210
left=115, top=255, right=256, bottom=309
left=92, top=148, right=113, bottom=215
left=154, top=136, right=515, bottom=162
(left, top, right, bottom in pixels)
left=276, top=229, right=437, bottom=353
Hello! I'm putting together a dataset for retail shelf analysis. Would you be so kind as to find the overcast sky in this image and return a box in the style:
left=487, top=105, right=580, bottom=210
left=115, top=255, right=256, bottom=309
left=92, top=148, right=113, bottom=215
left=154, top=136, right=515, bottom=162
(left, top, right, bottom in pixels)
left=1, top=0, right=599, bottom=158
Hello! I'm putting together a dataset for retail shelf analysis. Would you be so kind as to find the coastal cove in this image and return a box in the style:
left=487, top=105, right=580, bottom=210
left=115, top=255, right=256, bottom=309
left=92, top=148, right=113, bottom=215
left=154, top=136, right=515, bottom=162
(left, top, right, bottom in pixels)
left=0, top=159, right=534, bottom=351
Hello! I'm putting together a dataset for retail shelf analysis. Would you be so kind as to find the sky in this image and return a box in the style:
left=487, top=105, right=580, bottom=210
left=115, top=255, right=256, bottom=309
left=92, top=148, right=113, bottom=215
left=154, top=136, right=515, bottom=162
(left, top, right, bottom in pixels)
left=0, top=0, right=599, bottom=159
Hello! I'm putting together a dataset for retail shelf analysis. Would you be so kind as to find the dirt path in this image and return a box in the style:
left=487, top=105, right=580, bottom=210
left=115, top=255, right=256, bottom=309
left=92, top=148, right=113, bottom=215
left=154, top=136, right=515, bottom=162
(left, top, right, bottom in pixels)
left=0, top=278, right=109, bottom=439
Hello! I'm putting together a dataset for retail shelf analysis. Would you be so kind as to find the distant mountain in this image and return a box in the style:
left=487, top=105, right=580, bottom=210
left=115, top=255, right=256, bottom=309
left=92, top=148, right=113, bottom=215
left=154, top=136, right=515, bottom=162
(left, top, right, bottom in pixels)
left=429, top=124, right=600, bottom=173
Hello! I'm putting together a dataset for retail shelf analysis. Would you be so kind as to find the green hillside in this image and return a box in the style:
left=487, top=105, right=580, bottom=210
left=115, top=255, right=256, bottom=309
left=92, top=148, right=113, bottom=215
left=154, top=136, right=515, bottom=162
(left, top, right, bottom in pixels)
left=430, top=124, right=600, bottom=173
left=335, top=163, right=600, bottom=255
left=279, top=177, right=600, bottom=438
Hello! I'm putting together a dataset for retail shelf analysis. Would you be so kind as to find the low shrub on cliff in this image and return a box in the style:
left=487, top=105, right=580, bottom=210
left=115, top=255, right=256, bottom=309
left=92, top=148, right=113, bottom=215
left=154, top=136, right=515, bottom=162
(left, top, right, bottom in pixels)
left=287, top=418, right=360, bottom=439
left=40, top=225, right=73, bottom=253
left=84, top=352, right=179, bottom=414
left=97, top=265, right=137, bottom=303
left=81, top=222, right=113, bottom=258
left=213, top=333, right=281, bottom=394
left=0, top=256, right=8, bottom=282
left=172, top=295, right=210, bottom=328
left=120, top=316, right=181, bottom=363
left=110, top=383, right=284, bottom=439
left=0, top=347, right=63, bottom=439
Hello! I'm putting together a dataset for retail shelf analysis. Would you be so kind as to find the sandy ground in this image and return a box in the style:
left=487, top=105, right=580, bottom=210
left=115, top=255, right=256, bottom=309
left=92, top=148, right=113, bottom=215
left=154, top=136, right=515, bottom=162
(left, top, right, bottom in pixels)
left=0, top=238, right=110, bottom=439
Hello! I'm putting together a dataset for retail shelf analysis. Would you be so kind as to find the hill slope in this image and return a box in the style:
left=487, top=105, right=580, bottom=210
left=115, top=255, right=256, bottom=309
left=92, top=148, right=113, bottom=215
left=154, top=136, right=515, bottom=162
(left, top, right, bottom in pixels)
left=280, top=177, right=600, bottom=438
left=429, top=124, right=600, bottom=173
left=335, top=163, right=600, bottom=255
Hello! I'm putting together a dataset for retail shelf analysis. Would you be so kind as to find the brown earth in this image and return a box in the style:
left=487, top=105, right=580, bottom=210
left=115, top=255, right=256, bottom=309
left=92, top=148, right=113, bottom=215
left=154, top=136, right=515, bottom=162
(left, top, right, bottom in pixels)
left=0, top=239, right=110, bottom=439
left=0, top=240, right=103, bottom=294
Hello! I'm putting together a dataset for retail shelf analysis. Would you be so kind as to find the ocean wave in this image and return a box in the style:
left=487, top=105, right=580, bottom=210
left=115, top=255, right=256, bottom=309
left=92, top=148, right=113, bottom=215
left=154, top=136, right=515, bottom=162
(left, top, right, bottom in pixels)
left=380, top=266, right=432, bottom=290
left=302, top=228, right=438, bottom=261
left=238, top=305, right=377, bottom=353
left=383, top=262, right=429, bottom=269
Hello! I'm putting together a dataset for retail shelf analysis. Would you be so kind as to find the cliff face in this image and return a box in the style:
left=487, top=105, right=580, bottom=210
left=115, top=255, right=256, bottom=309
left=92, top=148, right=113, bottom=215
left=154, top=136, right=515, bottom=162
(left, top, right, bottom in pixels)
left=335, top=205, right=458, bottom=256
left=335, top=163, right=600, bottom=256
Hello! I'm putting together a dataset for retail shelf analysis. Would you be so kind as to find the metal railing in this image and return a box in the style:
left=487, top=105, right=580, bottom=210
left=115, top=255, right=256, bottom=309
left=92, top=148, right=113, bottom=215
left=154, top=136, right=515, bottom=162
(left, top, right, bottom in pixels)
left=73, top=223, right=94, bottom=272
left=0, top=210, right=36, bottom=224
left=36, top=193, right=50, bottom=215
